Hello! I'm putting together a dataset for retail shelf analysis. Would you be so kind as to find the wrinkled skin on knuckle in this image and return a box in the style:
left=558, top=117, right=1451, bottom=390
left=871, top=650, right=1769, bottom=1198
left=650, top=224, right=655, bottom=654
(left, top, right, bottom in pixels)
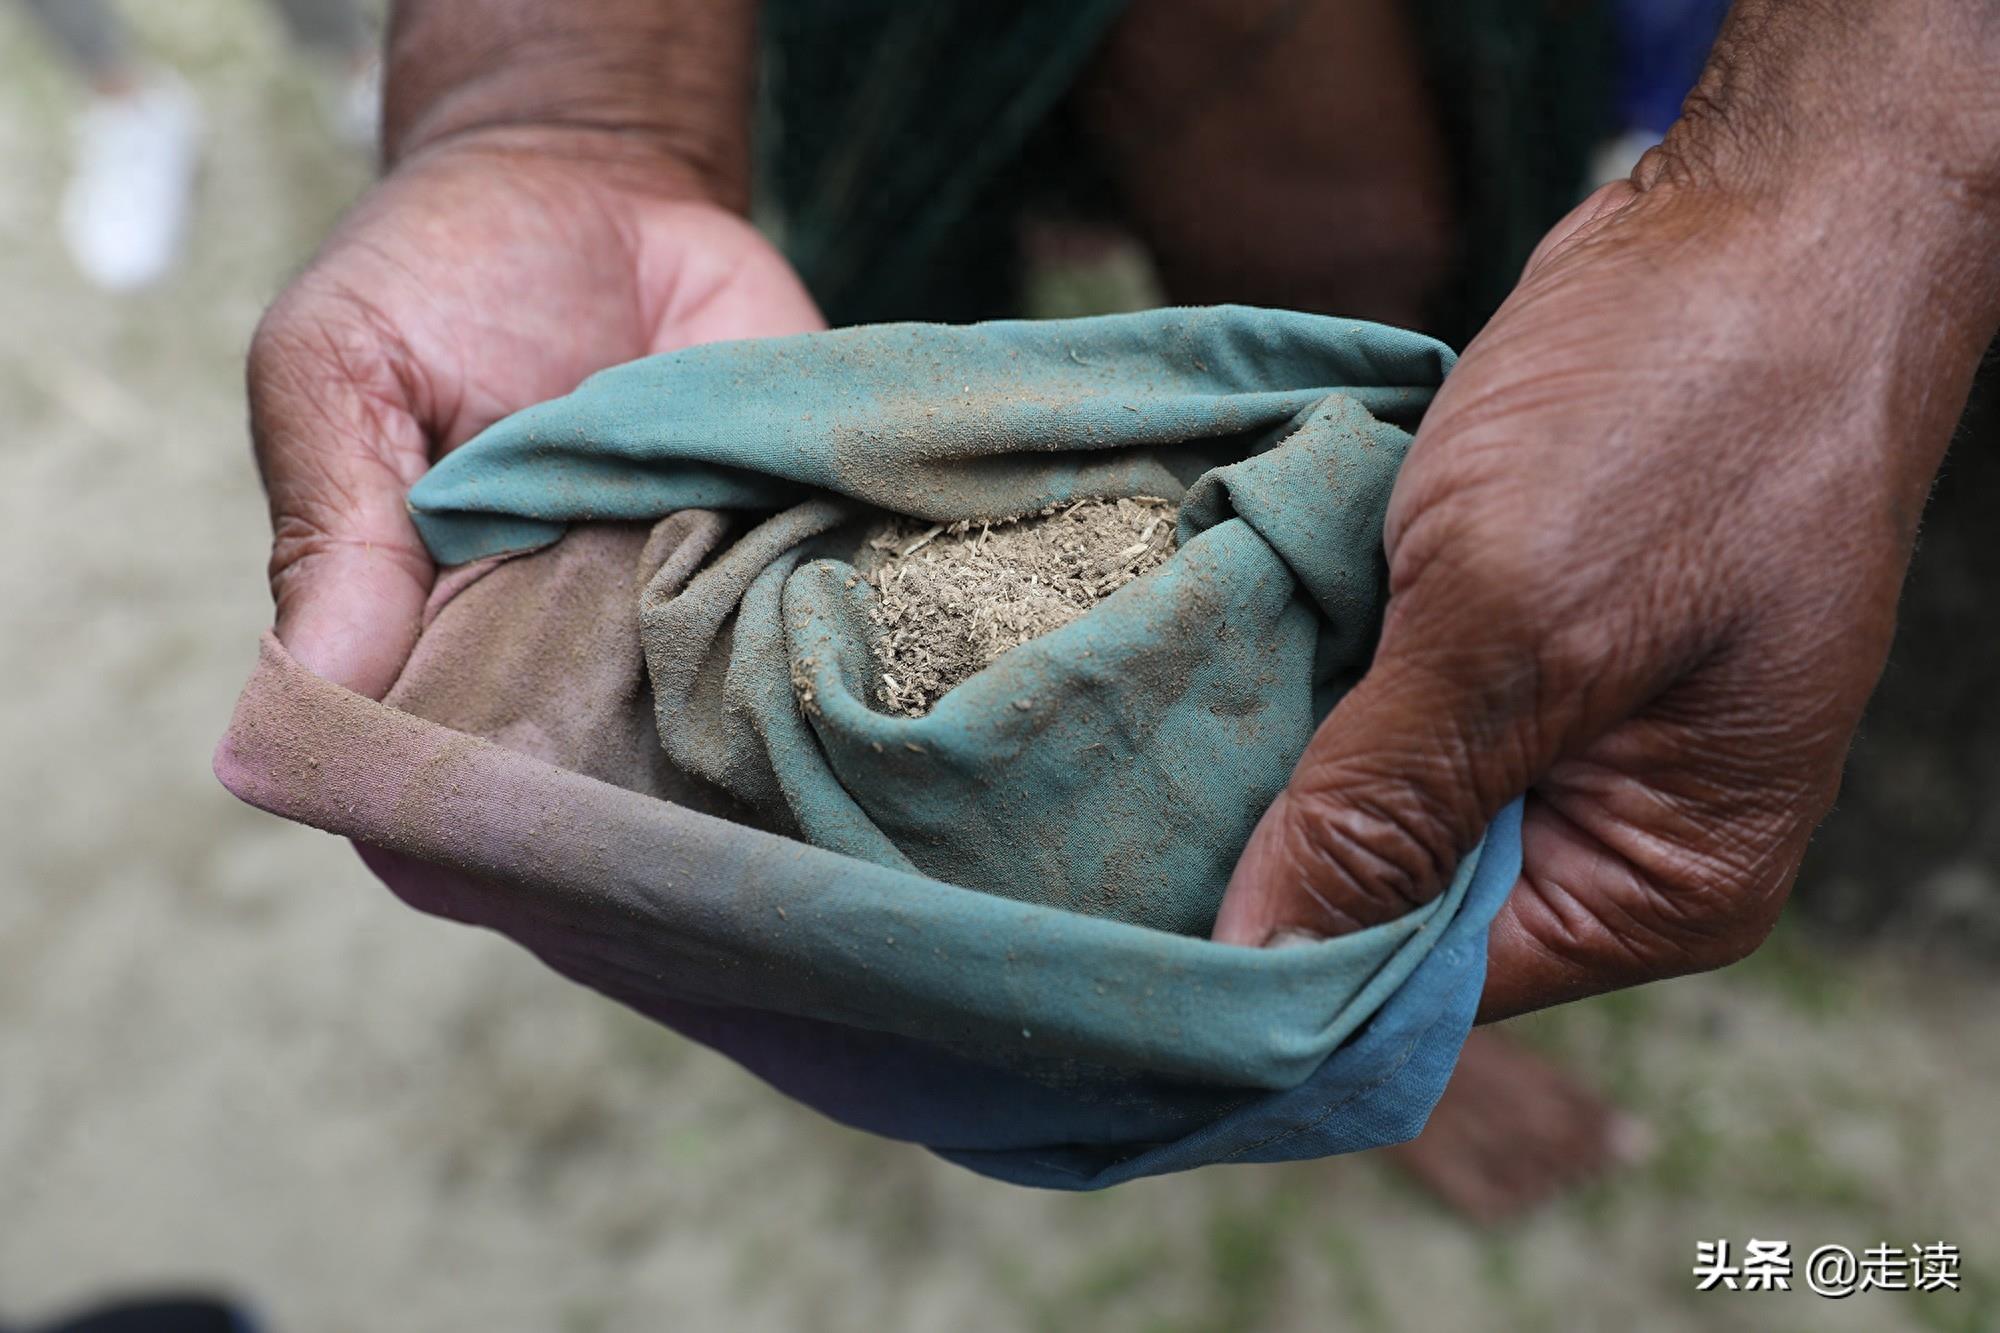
left=1508, top=854, right=1784, bottom=1000
left=1269, top=756, right=1482, bottom=931
left=1510, top=636, right=1859, bottom=999
left=1509, top=765, right=1805, bottom=1000
left=1569, top=826, right=1793, bottom=979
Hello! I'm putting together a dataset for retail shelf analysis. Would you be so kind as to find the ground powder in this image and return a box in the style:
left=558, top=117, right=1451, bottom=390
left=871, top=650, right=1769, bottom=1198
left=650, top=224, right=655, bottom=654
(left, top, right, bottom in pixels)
left=862, top=497, right=1177, bottom=717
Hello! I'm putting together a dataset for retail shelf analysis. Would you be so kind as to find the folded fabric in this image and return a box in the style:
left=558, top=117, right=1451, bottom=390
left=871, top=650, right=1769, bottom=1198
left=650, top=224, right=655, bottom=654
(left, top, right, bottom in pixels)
left=218, top=307, right=1522, bottom=1188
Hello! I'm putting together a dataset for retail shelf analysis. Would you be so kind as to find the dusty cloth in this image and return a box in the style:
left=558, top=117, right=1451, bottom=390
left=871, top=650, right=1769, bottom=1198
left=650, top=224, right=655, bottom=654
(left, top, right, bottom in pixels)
left=219, top=308, right=1524, bottom=1188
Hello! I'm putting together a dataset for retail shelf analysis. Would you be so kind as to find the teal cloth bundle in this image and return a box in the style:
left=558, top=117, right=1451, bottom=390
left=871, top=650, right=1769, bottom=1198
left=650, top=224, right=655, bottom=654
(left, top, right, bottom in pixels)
left=383, top=307, right=1520, bottom=1185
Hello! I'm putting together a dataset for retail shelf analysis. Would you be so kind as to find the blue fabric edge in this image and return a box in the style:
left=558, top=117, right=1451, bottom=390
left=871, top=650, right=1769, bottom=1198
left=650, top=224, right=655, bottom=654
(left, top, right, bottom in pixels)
left=933, top=798, right=1525, bottom=1188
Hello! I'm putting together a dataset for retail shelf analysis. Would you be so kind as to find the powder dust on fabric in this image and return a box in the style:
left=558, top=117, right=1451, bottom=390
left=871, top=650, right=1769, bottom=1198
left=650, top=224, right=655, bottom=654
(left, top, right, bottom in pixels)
left=861, top=497, right=1177, bottom=717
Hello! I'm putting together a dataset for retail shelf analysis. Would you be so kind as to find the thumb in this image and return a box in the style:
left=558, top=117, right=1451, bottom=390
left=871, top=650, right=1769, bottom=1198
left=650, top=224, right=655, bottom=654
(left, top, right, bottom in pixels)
left=1518, top=179, right=1640, bottom=283
left=247, top=307, right=436, bottom=701
left=1211, top=639, right=1553, bottom=946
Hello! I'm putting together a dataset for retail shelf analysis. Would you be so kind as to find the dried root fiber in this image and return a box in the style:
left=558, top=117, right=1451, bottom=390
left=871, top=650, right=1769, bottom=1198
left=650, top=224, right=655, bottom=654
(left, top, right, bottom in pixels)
left=862, top=496, right=1177, bottom=717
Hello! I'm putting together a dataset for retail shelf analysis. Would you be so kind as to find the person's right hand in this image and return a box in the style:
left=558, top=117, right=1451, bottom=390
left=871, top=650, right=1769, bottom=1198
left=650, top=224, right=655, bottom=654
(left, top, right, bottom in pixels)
left=248, top=129, right=823, bottom=698
left=1213, top=164, right=1997, bottom=1016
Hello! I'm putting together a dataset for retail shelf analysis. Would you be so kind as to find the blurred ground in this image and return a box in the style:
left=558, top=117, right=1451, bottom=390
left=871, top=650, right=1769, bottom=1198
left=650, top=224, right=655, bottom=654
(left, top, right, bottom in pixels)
left=1, top=7, right=1996, bottom=1332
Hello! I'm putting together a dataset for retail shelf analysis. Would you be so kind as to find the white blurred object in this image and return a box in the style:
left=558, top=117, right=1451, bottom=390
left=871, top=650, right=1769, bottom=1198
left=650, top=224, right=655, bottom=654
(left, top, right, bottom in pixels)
left=58, top=73, right=202, bottom=292
left=1589, top=128, right=1664, bottom=189
left=323, top=54, right=381, bottom=149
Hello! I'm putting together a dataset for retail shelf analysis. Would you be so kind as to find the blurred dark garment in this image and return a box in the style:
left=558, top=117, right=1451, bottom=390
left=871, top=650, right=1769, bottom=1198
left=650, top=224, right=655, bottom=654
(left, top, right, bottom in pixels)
left=5, top=1294, right=254, bottom=1333
left=1403, top=0, right=1611, bottom=342
left=760, top=0, right=1130, bottom=327
left=761, top=0, right=1612, bottom=345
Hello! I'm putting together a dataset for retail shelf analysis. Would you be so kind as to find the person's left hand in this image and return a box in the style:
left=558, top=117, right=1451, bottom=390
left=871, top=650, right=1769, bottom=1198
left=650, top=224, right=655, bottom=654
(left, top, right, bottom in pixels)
left=1212, top=174, right=1997, bottom=1018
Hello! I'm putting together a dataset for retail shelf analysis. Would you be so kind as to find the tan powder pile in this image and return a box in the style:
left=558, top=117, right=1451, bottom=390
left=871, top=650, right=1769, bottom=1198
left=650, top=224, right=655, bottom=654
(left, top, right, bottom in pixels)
left=862, top=496, right=1177, bottom=717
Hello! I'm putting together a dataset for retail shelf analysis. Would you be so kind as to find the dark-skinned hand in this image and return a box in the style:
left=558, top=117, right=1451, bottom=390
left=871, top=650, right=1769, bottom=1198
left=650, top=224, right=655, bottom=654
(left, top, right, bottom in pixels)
left=1215, top=170, right=1996, bottom=1018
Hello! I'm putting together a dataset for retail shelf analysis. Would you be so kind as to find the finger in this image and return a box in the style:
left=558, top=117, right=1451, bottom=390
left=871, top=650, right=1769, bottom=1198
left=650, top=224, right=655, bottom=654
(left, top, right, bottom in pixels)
left=1476, top=800, right=1656, bottom=1021
left=1518, top=180, right=1641, bottom=283
left=248, top=301, right=436, bottom=700
left=1212, top=637, right=1551, bottom=946
left=1474, top=804, right=1786, bottom=1024
left=640, top=204, right=826, bottom=351
left=1474, top=691, right=1810, bottom=1021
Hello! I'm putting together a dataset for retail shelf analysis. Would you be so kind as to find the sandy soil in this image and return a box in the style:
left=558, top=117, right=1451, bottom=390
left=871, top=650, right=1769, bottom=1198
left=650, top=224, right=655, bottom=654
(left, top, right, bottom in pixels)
left=1, top=8, right=1996, bottom=1332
